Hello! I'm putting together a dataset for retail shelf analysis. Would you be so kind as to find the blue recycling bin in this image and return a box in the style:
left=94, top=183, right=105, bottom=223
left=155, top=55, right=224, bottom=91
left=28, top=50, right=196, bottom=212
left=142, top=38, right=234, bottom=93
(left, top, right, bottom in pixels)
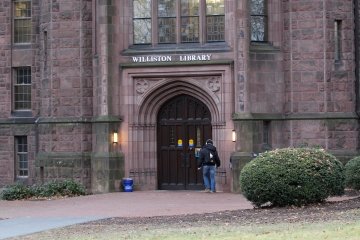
left=122, top=178, right=133, bottom=192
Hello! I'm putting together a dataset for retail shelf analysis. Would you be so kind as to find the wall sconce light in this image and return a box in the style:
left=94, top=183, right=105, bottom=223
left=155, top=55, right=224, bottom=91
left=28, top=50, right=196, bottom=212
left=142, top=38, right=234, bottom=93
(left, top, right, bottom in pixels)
left=113, top=131, right=118, bottom=144
left=232, top=129, right=236, bottom=142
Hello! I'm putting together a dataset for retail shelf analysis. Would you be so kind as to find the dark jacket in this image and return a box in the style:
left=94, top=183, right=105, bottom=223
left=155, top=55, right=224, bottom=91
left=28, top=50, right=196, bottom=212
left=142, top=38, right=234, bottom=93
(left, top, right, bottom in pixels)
left=197, top=143, right=221, bottom=168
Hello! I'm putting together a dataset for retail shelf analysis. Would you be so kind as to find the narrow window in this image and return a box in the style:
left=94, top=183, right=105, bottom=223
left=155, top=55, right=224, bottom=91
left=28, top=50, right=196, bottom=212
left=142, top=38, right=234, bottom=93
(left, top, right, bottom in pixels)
left=14, top=67, right=32, bottom=110
left=263, top=120, right=270, bottom=145
left=250, top=0, right=267, bottom=42
left=43, top=31, right=48, bottom=70
left=334, top=20, right=342, bottom=62
left=133, top=0, right=152, bottom=44
left=206, top=0, right=225, bottom=42
left=15, top=136, right=28, bottom=178
left=14, top=0, right=32, bottom=44
left=158, top=0, right=177, bottom=43
left=262, top=120, right=272, bottom=151
left=181, top=0, right=200, bottom=43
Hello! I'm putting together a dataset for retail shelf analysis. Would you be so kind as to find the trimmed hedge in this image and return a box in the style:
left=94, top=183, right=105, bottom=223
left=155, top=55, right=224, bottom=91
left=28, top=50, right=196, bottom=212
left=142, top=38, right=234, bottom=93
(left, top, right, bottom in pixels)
left=345, top=156, right=360, bottom=190
left=239, top=148, right=345, bottom=207
left=0, top=179, right=86, bottom=201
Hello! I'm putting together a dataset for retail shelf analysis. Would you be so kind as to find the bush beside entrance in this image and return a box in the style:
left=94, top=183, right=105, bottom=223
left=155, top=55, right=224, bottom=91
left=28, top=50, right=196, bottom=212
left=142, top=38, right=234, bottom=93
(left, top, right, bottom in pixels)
left=0, top=179, right=86, bottom=200
left=345, top=156, right=360, bottom=190
left=239, top=148, right=345, bottom=207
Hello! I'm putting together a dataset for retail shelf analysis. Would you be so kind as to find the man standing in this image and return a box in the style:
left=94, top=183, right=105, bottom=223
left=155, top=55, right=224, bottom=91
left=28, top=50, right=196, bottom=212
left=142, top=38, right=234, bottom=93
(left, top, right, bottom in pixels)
left=197, top=139, right=221, bottom=193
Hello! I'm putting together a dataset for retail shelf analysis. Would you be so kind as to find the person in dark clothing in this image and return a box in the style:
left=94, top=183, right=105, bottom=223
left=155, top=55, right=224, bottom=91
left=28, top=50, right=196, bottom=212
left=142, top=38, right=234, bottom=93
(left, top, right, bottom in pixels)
left=197, top=139, right=221, bottom=193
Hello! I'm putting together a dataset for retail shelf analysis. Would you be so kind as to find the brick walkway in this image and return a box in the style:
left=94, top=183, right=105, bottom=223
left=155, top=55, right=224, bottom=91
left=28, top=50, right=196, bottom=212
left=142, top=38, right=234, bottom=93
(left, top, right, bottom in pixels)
left=0, top=191, right=253, bottom=219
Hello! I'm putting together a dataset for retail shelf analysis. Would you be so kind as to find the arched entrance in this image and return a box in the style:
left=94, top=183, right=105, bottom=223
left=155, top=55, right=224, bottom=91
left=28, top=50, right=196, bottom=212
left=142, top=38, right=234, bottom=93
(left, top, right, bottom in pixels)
left=157, top=94, right=212, bottom=190
left=122, top=68, right=234, bottom=190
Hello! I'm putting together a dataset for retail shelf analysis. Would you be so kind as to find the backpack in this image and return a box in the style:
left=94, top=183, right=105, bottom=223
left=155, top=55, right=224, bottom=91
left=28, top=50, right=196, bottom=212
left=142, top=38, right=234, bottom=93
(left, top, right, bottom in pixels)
left=204, top=150, right=215, bottom=164
left=209, top=152, right=215, bottom=163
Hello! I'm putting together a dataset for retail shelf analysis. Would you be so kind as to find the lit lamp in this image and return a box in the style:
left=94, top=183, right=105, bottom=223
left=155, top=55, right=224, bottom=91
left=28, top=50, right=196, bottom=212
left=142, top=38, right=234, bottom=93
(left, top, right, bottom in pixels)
left=113, top=131, right=118, bottom=144
left=232, top=129, right=236, bottom=142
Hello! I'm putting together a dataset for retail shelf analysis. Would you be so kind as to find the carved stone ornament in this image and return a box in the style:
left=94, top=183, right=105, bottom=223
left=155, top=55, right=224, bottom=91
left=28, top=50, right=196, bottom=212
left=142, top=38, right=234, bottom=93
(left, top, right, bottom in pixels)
left=135, top=79, right=149, bottom=94
left=207, top=78, right=220, bottom=92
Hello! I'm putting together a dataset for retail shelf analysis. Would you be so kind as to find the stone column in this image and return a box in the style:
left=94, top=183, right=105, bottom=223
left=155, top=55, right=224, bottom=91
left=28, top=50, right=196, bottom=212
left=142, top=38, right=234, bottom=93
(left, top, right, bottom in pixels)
left=91, top=0, right=123, bottom=193
left=231, top=0, right=253, bottom=192
left=231, top=117, right=254, bottom=193
left=92, top=117, right=123, bottom=193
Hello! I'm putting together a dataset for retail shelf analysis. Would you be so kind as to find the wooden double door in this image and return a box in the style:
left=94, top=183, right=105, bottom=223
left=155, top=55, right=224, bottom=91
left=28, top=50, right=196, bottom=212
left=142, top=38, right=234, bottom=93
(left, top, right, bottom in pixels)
left=157, top=94, right=212, bottom=190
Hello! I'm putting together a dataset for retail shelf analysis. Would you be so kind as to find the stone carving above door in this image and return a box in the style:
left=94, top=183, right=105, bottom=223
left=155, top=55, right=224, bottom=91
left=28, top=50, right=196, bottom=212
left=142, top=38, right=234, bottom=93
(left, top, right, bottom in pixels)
left=134, top=76, right=222, bottom=102
left=207, top=77, right=221, bottom=92
left=134, top=78, right=166, bottom=96
left=135, top=79, right=149, bottom=94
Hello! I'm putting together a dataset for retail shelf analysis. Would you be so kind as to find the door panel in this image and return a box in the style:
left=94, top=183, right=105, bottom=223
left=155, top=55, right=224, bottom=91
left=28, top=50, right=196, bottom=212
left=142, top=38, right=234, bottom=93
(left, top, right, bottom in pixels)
left=157, top=94, right=212, bottom=190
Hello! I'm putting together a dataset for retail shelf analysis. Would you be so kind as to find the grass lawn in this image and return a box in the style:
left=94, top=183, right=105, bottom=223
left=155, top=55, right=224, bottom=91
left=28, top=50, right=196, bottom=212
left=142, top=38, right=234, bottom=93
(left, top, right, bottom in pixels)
left=88, top=221, right=360, bottom=240
left=26, top=214, right=360, bottom=240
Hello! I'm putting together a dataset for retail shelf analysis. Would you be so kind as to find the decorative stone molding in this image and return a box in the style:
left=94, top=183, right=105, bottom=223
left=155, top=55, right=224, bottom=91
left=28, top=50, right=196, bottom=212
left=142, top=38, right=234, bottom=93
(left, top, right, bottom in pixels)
left=135, top=79, right=149, bottom=94
left=207, top=77, right=221, bottom=92
left=129, top=123, right=156, bottom=129
left=212, top=121, right=227, bottom=127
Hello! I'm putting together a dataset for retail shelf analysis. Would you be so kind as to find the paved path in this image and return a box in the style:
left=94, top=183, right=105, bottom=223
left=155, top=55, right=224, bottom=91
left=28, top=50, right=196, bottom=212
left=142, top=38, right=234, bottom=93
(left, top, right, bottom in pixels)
left=0, top=191, right=253, bottom=239
left=0, top=190, right=356, bottom=239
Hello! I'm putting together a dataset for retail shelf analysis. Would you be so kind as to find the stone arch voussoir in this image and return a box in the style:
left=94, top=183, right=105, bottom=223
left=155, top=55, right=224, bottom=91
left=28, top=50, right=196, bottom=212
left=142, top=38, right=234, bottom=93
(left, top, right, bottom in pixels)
left=137, top=79, right=220, bottom=124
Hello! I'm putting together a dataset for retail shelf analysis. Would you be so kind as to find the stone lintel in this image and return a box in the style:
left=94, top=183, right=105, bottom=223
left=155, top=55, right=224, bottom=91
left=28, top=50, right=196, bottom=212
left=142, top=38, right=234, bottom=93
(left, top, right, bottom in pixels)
left=120, top=60, right=234, bottom=69
left=92, top=115, right=122, bottom=123
left=249, top=43, right=281, bottom=52
left=233, top=112, right=359, bottom=121
left=122, top=43, right=232, bottom=56
left=0, top=116, right=122, bottom=125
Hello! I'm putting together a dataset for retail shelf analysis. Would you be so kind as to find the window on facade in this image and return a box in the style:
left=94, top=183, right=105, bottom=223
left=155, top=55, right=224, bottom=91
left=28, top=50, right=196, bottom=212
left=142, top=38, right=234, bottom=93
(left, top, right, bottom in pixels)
left=14, top=0, right=32, bottom=44
left=261, top=120, right=272, bottom=151
left=334, top=20, right=342, bottom=62
left=14, top=67, right=31, bottom=110
left=158, top=0, right=177, bottom=43
left=134, top=0, right=152, bottom=44
left=206, top=0, right=225, bottom=42
left=133, top=0, right=224, bottom=45
left=15, top=136, right=28, bottom=177
left=181, top=0, right=200, bottom=43
left=250, top=0, right=267, bottom=42
left=263, top=120, right=270, bottom=144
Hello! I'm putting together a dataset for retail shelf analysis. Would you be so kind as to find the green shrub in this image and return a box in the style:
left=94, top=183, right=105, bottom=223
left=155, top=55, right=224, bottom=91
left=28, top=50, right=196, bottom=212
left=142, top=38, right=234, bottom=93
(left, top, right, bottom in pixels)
left=33, top=179, right=86, bottom=197
left=31, top=184, right=51, bottom=198
left=61, top=179, right=86, bottom=196
left=345, top=156, right=360, bottom=190
left=0, top=182, right=33, bottom=200
left=239, top=148, right=345, bottom=207
left=1, top=179, right=86, bottom=200
left=40, top=180, right=68, bottom=197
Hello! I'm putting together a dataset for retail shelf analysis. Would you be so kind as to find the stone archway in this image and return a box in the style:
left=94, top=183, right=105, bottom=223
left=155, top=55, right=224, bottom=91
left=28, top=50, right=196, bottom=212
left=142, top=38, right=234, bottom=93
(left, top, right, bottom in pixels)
left=121, top=65, right=234, bottom=191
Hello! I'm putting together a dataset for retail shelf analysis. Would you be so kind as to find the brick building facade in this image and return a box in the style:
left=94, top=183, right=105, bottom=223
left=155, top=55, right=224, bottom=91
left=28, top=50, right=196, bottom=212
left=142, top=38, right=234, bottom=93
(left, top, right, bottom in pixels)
left=0, top=0, right=359, bottom=193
